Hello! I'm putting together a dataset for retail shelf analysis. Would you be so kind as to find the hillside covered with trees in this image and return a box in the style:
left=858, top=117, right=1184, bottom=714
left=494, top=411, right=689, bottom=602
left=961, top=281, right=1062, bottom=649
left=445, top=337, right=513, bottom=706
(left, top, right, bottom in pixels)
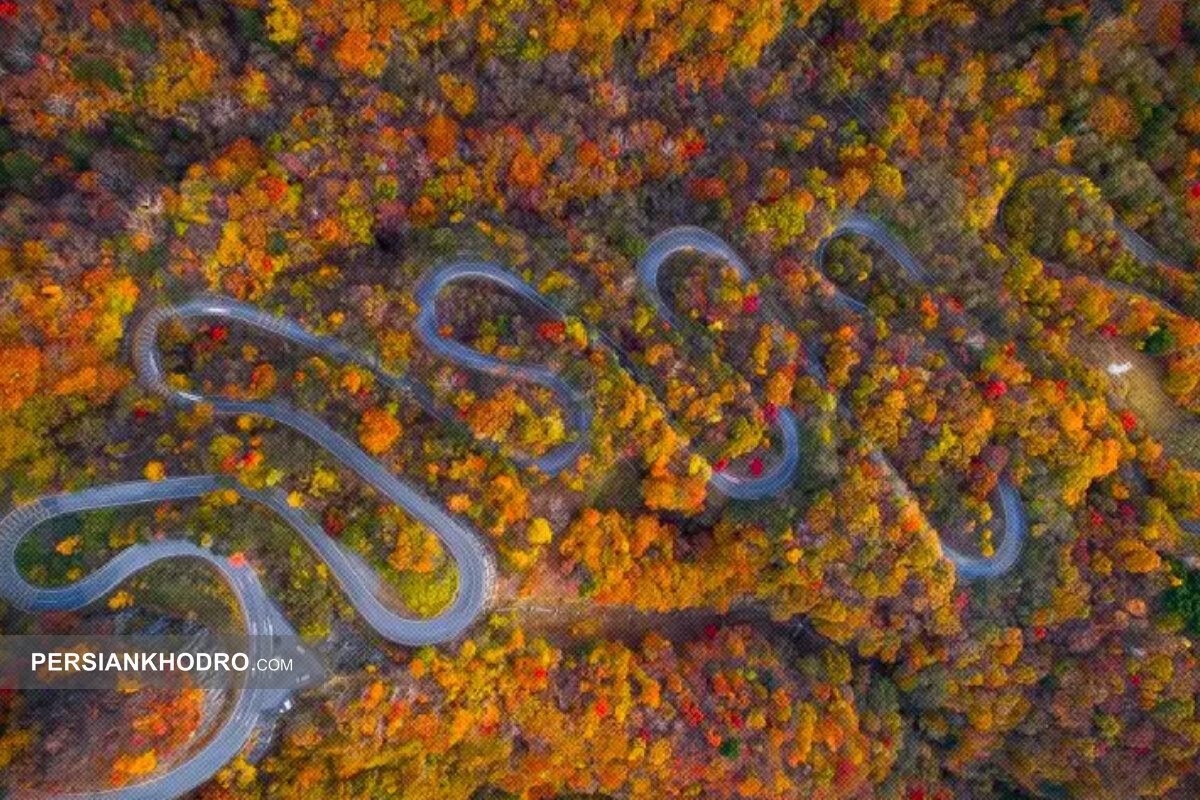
left=5, top=0, right=1200, bottom=798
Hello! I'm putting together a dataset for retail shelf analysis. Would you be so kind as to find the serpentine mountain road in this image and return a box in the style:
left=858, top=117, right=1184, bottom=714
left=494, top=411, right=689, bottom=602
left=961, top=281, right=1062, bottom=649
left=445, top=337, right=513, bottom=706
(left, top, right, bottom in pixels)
left=638, top=222, right=1027, bottom=578
left=1, top=297, right=501, bottom=799
left=10, top=161, right=1192, bottom=795
left=1000, top=165, right=1195, bottom=318
left=636, top=227, right=803, bottom=500
left=133, top=299, right=498, bottom=647
left=1, top=478, right=299, bottom=800
left=2, top=222, right=1032, bottom=797
left=814, top=212, right=1028, bottom=578
left=413, top=260, right=594, bottom=477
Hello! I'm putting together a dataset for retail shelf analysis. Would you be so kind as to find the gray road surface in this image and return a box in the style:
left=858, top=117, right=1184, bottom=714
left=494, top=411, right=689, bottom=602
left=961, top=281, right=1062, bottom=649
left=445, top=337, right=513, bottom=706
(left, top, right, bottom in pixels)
left=637, top=227, right=803, bottom=500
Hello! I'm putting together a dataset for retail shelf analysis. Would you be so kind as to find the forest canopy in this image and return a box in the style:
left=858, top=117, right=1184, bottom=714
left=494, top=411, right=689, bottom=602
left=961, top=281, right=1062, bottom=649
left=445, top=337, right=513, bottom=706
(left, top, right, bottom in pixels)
left=4, top=1, right=1200, bottom=799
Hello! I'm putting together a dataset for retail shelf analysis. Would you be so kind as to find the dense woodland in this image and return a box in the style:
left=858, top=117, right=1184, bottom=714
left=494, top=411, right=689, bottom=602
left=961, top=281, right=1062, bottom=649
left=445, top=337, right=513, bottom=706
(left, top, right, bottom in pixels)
left=6, top=0, right=1200, bottom=797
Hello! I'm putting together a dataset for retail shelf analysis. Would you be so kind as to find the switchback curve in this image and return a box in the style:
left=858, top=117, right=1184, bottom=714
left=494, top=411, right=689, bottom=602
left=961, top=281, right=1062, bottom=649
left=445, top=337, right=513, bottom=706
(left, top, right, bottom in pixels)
left=1000, top=166, right=1200, bottom=533
left=413, top=260, right=593, bottom=476
left=814, top=213, right=1028, bottom=578
left=0, top=477, right=280, bottom=800
left=0, top=297, right=500, bottom=798
left=637, top=227, right=803, bottom=500
left=133, top=299, right=497, bottom=646
left=1000, top=166, right=1194, bottom=317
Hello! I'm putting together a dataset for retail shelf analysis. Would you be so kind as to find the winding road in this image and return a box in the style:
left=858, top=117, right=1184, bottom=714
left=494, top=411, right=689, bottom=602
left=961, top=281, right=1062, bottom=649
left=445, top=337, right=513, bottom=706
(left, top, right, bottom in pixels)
left=812, top=213, right=1029, bottom=578
left=1002, top=167, right=1200, bottom=533
left=1, top=477, right=292, bottom=800
left=635, top=221, right=1027, bottom=577
left=1001, top=166, right=1195, bottom=318
left=3, top=219, right=1037, bottom=797
left=637, top=227, right=803, bottom=500
left=133, top=299, right=497, bottom=647
left=418, top=245, right=805, bottom=501
left=413, top=261, right=593, bottom=476
left=814, top=211, right=933, bottom=314
left=1, top=298, right=500, bottom=799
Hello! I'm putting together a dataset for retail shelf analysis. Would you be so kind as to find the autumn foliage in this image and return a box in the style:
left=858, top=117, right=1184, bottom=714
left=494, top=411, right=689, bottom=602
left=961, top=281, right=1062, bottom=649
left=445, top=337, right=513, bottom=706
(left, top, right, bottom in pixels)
left=5, top=1, right=1200, bottom=798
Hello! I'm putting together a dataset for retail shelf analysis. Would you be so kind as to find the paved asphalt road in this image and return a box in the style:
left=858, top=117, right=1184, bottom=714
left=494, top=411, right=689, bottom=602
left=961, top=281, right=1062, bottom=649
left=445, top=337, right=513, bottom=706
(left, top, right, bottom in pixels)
left=1, top=298, right=502, bottom=799
left=0, top=478, right=283, bottom=800
left=1001, top=167, right=1200, bottom=529
left=413, top=261, right=593, bottom=476
left=3, top=215, right=1052, bottom=797
left=812, top=213, right=1030, bottom=578
left=637, top=226, right=803, bottom=500
left=634, top=221, right=1028, bottom=578
left=133, top=299, right=497, bottom=648
left=999, top=165, right=1194, bottom=317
